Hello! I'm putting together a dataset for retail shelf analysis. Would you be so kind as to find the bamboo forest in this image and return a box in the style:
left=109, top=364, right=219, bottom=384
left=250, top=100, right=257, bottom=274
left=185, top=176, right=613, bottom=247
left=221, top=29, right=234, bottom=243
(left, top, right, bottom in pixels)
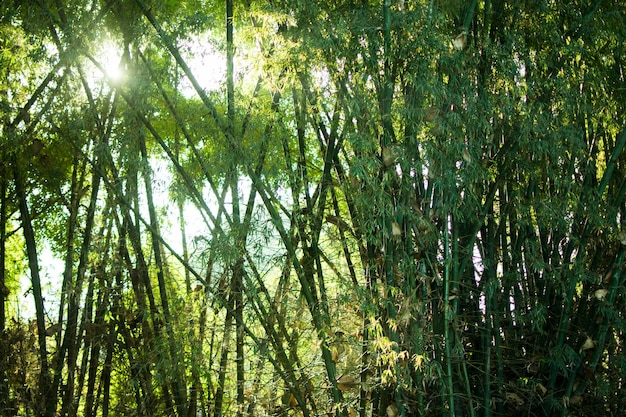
left=1, top=1, right=625, bottom=416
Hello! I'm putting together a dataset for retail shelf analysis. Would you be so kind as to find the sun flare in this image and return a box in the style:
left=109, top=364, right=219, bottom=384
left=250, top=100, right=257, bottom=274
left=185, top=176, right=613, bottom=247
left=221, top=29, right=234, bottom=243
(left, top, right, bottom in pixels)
left=95, top=40, right=124, bottom=83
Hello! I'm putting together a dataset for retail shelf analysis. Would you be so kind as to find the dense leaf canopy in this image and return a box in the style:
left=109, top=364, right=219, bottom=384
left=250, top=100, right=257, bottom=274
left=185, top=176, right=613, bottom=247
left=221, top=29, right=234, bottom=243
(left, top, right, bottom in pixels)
left=1, top=1, right=625, bottom=417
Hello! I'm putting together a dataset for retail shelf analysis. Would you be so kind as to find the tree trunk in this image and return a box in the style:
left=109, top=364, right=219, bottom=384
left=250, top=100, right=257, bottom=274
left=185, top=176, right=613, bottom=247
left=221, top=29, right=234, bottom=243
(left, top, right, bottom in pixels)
left=213, top=290, right=234, bottom=417
left=139, top=116, right=188, bottom=417
left=12, top=156, right=53, bottom=417
left=0, top=152, right=9, bottom=416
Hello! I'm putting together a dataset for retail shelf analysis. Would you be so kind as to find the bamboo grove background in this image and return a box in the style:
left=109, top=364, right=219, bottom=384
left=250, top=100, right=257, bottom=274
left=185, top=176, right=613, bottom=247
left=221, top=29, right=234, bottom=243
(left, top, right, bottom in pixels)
left=1, top=0, right=625, bottom=416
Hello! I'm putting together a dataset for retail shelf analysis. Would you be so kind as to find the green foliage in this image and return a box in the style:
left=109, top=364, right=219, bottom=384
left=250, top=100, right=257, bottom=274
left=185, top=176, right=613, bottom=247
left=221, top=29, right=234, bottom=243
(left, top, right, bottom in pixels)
left=1, top=1, right=625, bottom=417
left=1, top=227, right=26, bottom=312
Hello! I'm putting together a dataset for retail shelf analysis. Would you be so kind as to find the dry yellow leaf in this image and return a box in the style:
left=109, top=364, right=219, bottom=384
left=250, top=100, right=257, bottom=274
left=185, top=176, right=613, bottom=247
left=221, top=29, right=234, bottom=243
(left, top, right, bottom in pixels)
left=452, top=31, right=467, bottom=50
left=580, top=336, right=596, bottom=352
left=594, top=289, right=608, bottom=301
left=505, top=392, right=524, bottom=406
left=337, top=375, right=358, bottom=392
left=386, top=404, right=399, bottom=417
left=392, top=221, right=402, bottom=236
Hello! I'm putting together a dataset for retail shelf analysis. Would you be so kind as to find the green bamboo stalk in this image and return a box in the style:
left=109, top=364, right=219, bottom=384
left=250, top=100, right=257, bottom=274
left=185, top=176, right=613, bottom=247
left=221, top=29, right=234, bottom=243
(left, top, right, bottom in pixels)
left=12, top=154, right=53, bottom=417
left=443, top=215, right=455, bottom=416
left=452, top=220, right=475, bottom=417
